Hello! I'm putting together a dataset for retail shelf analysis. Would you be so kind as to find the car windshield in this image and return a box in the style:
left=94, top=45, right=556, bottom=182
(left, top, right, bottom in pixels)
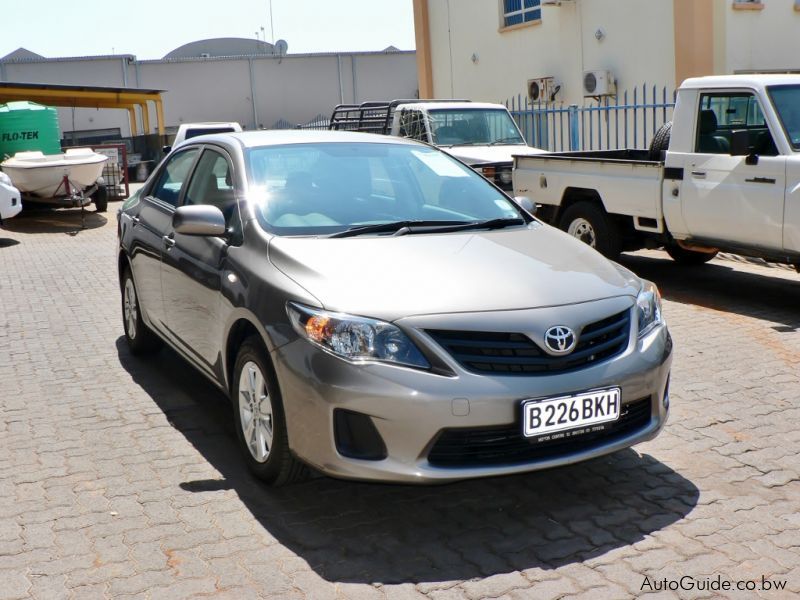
left=428, top=109, right=525, bottom=146
left=246, top=142, right=526, bottom=236
left=768, top=85, right=800, bottom=149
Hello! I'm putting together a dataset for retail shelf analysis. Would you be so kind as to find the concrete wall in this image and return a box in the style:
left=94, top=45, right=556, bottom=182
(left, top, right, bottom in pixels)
left=721, top=0, right=800, bottom=74
left=0, top=51, right=417, bottom=137
left=426, top=0, right=676, bottom=106
left=423, top=0, right=800, bottom=107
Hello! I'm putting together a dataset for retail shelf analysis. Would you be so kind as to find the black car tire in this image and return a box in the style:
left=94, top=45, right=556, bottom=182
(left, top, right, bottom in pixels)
left=232, top=336, right=307, bottom=486
left=558, top=202, right=623, bottom=260
left=93, top=184, right=108, bottom=213
left=121, top=267, right=162, bottom=355
left=665, top=243, right=718, bottom=265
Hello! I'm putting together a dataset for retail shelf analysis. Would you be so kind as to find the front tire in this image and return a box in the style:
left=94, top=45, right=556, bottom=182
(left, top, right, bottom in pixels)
left=665, top=243, right=718, bottom=265
left=232, top=337, right=307, bottom=486
left=558, top=202, right=622, bottom=259
left=121, top=267, right=162, bottom=355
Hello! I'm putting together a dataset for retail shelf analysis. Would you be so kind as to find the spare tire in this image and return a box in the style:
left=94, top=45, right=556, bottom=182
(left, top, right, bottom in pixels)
left=648, top=122, right=672, bottom=161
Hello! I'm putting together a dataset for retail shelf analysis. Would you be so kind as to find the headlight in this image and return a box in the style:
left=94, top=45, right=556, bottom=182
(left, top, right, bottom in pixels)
left=286, top=302, right=430, bottom=369
left=499, top=169, right=513, bottom=185
left=636, top=280, right=663, bottom=338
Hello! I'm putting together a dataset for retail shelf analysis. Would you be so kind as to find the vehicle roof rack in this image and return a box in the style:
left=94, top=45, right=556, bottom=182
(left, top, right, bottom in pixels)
left=328, top=99, right=471, bottom=134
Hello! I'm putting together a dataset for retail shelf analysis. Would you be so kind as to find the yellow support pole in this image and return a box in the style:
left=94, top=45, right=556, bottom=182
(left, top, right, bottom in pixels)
left=155, top=99, right=165, bottom=136
left=140, top=102, right=151, bottom=135
left=128, top=107, right=138, bottom=136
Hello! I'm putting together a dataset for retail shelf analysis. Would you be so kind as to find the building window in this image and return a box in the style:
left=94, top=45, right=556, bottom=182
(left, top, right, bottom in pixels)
left=732, top=0, right=764, bottom=10
left=502, top=0, right=542, bottom=28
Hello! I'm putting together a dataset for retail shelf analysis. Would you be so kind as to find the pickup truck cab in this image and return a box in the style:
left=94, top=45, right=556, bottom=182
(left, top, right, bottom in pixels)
left=329, top=100, right=545, bottom=191
left=164, top=122, right=243, bottom=153
left=513, top=74, right=800, bottom=269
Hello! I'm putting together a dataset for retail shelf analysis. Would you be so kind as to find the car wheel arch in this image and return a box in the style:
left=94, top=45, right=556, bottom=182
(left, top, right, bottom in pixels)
left=224, top=314, right=274, bottom=397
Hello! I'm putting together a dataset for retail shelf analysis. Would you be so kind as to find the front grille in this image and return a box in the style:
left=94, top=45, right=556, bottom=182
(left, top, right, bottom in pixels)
left=426, top=309, right=630, bottom=376
left=428, top=397, right=652, bottom=467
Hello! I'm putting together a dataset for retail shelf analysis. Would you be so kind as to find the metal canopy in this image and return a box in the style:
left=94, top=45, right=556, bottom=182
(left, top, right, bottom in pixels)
left=0, top=82, right=166, bottom=136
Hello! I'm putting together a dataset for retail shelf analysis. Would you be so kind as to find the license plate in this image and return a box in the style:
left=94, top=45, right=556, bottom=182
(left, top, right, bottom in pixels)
left=522, top=387, right=621, bottom=439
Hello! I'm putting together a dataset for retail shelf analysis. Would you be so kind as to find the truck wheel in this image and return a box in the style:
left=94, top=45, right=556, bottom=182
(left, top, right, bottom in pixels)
left=558, top=202, right=622, bottom=259
left=93, top=184, right=108, bottom=213
left=649, top=122, right=672, bottom=161
left=665, top=243, right=718, bottom=265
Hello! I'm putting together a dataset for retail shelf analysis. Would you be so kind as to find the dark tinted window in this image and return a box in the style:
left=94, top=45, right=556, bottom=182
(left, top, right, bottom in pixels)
left=185, top=127, right=236, bottom=139
left=150, top=148, right=199, bottom=207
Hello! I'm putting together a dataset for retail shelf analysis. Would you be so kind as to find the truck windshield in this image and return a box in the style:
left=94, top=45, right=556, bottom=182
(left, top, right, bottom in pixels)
left=246, top=142, right=526, bottom=236
left=428, top=109, right=525, bottom=146
left=768, top=85, right=800, bottom=149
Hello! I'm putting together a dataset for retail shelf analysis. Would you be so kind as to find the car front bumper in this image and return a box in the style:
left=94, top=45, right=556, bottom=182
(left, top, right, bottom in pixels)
left=271, top=310, right=672, bottom=484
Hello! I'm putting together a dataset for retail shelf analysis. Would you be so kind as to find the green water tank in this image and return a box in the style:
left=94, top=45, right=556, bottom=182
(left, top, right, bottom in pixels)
left=0, top=101, right=62, bottom=159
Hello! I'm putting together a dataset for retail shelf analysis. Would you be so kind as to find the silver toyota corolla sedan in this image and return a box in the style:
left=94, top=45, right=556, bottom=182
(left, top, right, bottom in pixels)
left=117, top=130, right=671, bottom=485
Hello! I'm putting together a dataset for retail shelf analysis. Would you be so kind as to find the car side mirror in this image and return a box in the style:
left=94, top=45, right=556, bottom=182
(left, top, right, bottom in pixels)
left=515, top=196, right=537, bottom=216
left=173, top=205, right=226, bottom=236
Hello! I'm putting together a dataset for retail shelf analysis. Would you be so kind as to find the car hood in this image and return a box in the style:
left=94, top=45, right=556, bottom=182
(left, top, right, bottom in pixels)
left=268, top=225, right=640, bottom=321
left=441, top=144, right=547, bottom=166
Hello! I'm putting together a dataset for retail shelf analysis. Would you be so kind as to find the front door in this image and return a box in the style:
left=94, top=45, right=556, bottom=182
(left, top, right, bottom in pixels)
left=160, top=147, right=240, bottom=380
left=679, top=90, right=786, bottom=251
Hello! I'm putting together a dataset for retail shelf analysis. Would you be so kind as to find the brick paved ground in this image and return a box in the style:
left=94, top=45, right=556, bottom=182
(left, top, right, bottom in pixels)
left=0, top=203, right=798, bottom=599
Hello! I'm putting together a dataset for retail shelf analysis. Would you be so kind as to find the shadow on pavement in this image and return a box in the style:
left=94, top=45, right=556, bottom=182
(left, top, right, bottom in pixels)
left=116, top=336, right=698, bottom=585
left=0, top=237, right=20, bottom=248
left=3, top=207, right=107, bottom=235
left=619, top=252, right=800, bottom=331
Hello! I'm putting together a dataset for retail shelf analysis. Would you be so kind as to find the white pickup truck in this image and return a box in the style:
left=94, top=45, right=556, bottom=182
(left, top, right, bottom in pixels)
left=329, top=100, right=545, bottom=191
left=513, top=74, right=800, bottom=270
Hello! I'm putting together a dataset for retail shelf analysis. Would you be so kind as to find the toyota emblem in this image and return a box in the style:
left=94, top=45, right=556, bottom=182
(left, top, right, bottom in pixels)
left=543, top=326, right=577, bottom=355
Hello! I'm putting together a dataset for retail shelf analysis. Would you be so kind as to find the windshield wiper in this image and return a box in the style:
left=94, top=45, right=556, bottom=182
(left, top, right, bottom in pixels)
left=488, top=137, right=525, bottom=146
left=327, top=220, right=465, bottom=239
left=403, top=217, right=525, bottom=235
left=327, top=218, right=526, bottom=239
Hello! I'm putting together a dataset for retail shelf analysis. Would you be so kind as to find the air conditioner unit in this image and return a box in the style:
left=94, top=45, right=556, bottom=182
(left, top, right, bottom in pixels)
left=583, top=70, right=616, bottom=97
left=528, top=77, right=556, bottom=103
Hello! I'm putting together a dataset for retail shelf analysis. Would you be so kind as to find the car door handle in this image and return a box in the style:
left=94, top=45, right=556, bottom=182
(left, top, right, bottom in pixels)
left=690, top=171, right=706, bottom=179
left=745, top=177, right=776, bottom=184
left=131, top=216, right=140, bottom=226
left=163, top=234, right=175, bottom=248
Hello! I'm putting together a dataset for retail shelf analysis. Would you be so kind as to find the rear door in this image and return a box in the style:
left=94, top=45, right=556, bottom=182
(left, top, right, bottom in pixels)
left=129, top=147, right=199, bottom=332
left=679, top=90, right=786, bottom=250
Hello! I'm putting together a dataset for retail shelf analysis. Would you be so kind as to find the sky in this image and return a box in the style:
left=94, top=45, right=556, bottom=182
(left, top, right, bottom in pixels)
left=0, top=0, right=416, bottom=59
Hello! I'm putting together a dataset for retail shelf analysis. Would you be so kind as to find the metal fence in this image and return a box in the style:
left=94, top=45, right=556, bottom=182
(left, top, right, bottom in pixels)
left=506, top=84, right=675, bottom=152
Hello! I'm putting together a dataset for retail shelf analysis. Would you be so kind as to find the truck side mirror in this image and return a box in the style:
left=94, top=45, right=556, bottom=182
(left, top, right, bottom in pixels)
left=730, top=130, right=759, bottom=165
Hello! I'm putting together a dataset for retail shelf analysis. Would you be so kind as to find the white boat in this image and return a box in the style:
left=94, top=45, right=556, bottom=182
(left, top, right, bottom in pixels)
left=0, top=148, right=108, bottom=199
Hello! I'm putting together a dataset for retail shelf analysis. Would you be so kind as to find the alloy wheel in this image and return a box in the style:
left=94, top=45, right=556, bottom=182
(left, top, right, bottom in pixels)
left=238, top=361, right=274, bottom=463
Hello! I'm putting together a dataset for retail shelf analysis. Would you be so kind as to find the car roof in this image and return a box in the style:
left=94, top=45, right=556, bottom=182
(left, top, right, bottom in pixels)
left=184, top=129, right=428, bottom=149
left=680, top=74, right=800, bottom=91
left=402, top=102, right=509, bottom=111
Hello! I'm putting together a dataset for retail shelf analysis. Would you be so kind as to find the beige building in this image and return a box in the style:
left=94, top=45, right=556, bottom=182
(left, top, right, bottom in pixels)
left=0, top=40, right=417, bottom=141
left=413, top=0, right=800, bottom=105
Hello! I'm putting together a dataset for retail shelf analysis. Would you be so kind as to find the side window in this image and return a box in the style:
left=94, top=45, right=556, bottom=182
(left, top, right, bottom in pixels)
left=150, top=149, right=199, bottom=207
left=398, top=110, right=429, bottom=142
left=183, top=149, right=240, bottom=235
left=184, top=150, right=234, bottom=210
left=696, top=92, right=778, bottom=156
